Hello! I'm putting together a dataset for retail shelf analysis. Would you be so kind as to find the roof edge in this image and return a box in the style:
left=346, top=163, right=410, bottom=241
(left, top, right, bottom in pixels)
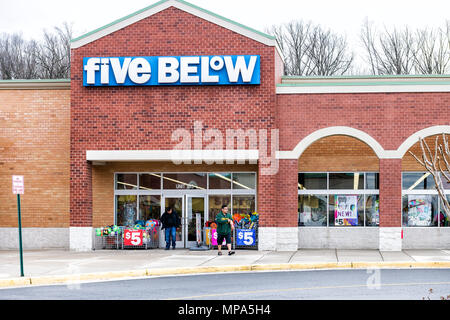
left=70, top=0, right=276, bottom=49
left=0, top=79, right=71, bottom=90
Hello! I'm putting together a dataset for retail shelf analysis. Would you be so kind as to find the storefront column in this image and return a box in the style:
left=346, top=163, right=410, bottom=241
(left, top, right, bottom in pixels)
left=69, top=154, right=93, bottom=251
left=379, top=158, right=402, bottom=251
left=258, top=159, right=298, bottom=251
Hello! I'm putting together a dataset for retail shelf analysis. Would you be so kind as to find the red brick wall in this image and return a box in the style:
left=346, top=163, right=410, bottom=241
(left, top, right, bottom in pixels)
left=70, top=7, right=277, bottom=227
left=299, top=135, right=379, bottom=172
left=278, top=93, right=449, bottom=228
left=379, top=159, right=402, bottom=227
left=275, top=159, right=298, bottom=227
left=277, top=93, right=450, bottom=151
left=402, top=135, right=444, bottom=171
left=0, top=89, right=70, bottom=228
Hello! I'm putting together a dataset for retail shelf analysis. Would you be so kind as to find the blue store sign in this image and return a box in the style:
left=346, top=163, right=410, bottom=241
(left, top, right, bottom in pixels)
left=236, top=229, right=256, bottom=246
left=83, top=55, right=260, bottom=86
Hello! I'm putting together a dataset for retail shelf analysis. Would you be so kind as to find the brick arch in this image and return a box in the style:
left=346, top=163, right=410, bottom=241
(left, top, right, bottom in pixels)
left=397, top=125, right=450, bottom=159
left=278, top=126, right=385, bottom=160
left=299, top=135, right=379, bottom=172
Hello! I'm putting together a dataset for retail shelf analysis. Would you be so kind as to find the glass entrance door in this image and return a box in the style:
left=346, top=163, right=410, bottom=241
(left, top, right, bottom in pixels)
left=163, top=196, right=184, bottom=248
left=185, top=196, right=206, bottom=248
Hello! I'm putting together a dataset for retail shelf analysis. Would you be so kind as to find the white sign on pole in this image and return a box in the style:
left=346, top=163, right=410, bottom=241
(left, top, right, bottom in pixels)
left=12, top=175, right=24, bottom=195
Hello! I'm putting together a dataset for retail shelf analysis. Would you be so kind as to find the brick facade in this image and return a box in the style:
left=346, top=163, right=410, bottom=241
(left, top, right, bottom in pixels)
left=1, top=2, right=449, bottom=251
left=298, top=135, right=379, bottom=172
left=277, top=93, right=450, bottom=152
left=70, top=7, right=278, bottom=228
left=0, top=88, right=70, bottom=228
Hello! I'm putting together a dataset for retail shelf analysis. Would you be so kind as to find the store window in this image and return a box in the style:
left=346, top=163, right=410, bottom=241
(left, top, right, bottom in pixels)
left=209, top=173, right=232, bottom=189
left=232, top=173, right=256, bottom=190
left=298, top=173, right=327, bottom=190
left=208, top=195, right=231, bottom=222
left=329, top=173, right=364, bottom=190
left=114, top=172, right=257, bottom=231
left=163, top=173, right=207, bottom=190
left=365, top=173, right=380, bottom=190
left=139, top=173, right=161, bottom=190
left=116, top=195, right=137, bottom=226
left=441, top=174, right=450, bottom=190
left=441, top=196, right=450, bottom=227
left=402, top=195, right=438, bottom=227
left=402, top=172, right=435, bottom=190
left=233, top=195, right=256, bottom=215
left=139, top=195, right=161, bottom=221
left=365, top=195, right=380, bottom=226
left=298, top=172, right=379, bottom=227
left=402, top=172, right=450, bottom=227
left=116, top=174, right=138, bottom=190
left=298, top=194, right=327, bottom=226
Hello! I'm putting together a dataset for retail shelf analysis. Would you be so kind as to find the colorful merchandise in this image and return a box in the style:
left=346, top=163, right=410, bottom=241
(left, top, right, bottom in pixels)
left=233, top=212, right=259, bottom=229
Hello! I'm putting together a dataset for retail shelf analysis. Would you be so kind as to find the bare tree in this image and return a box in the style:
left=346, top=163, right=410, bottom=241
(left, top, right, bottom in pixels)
left=412, top=25, right=450, bottom=74
left=307, top=25, right=354, bottom=76
left=0, top=33, right=39, bottom=79
left=409, top=134, right=450, bottom=220
left=361, top=18, right=450, bottom=75
left=361, top=19, right=417, bottom=75
left=267, top=21, right=312, bottom=75
left=36, top=22, right=73, bottom=79
left=267, top=21, right=354, bottom=76
left=0, top=22, right=72, bottom=80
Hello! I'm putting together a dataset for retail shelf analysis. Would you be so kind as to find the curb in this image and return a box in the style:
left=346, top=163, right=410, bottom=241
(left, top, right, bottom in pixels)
left=1, top=261, right=450, bottom=288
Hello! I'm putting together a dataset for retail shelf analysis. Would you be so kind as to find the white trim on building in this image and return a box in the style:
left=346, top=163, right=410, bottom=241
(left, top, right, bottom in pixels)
left=70, top=0, right=284, bottom=59
left=86, top=150, right=259, bottom=163
left=277, top=125, right=450, bottom=160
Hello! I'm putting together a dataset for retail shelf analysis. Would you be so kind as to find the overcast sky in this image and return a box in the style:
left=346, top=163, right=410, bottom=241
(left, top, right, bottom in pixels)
left=1, top=0, right=449, bottom=71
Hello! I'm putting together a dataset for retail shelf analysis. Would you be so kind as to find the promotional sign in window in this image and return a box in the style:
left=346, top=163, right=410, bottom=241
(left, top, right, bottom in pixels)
left=124, top=229, right=143, bottom=246
left=236, top=229, right=256, bottom=246
left=407, top=195, right=432, bottom=226
left=83, top=55, right=260, bottom=86
left=334, top=195, right=358, bottom=226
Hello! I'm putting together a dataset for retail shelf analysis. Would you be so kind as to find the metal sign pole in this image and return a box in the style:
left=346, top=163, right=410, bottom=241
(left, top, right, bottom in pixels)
left=17, top=194, right=24, bottom=277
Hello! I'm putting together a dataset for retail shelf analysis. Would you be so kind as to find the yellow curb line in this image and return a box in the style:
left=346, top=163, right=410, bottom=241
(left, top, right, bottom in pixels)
left=0, top=277, right=32, bottom=287
left=1, top=261, right=449, bottom=288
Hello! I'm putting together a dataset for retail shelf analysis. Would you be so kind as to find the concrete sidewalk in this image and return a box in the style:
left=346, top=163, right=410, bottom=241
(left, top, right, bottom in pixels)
left=1, top=248, right=450, bottom=288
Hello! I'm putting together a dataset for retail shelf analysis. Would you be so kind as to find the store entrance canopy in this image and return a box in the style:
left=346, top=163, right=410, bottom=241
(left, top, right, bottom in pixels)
left=86, top=150, right=259, bottom=163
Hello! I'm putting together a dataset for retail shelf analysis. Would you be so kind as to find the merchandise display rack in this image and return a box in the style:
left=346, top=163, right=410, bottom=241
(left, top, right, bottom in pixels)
left=94, top=226, right=160, bottom=250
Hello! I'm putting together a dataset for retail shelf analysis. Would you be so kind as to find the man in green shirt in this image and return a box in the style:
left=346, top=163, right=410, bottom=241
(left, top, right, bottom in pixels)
left=215, top=204, right=235, bottom=256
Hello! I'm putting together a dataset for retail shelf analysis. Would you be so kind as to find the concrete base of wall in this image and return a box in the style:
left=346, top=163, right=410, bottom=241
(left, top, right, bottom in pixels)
left=2, top=227, right=449, bottom=250
left=0, top=228, right=69, bottom=250
left=298, top=227, right=379, bottom=249
left=259, top=227, right=298, bottom=251
left=69, top=227, right=93, bottom=252
left=403, top=227, right=450, bottom=249
left=379, top=227, right=402, bottom=251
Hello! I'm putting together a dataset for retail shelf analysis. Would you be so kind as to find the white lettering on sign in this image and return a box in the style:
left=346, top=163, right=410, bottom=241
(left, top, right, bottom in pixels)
left=12, top=175, right=24, bottom=195
left=128, top=58, right=151, bottom=84
left=158, top=57, right=180, bottom=83
left=180, top=56, right=200, bottom=83
left=84, top=58, right=100, bottom=84
left=110, top=57, right=131, bottom=84
left=201, top=56, right=219, bottom=83
left=224, top=55, right=257, bottom=82
left=83, top=55, right=260, bottom=86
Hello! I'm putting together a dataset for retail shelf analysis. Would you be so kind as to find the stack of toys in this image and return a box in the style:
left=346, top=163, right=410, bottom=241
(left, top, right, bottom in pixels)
left=95, top=225, right=122, bottom=237
left=96, top=219, right=161, bottom=238
left=233, top=212, right=258, bottom=229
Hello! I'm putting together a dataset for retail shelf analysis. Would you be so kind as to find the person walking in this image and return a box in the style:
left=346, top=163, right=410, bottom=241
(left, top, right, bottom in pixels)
left=160, top=207, right=181, bottom=250
left=215, top=204, right=235, bottom=256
